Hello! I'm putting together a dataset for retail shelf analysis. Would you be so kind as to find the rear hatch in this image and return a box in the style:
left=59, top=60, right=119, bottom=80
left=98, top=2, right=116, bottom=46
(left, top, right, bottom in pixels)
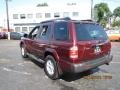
left=74, top=22, right=111, bottom=62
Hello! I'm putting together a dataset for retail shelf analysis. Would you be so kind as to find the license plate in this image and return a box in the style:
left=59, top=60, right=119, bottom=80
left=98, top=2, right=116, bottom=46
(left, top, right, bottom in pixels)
left=94, top=45, right=101, bottom=53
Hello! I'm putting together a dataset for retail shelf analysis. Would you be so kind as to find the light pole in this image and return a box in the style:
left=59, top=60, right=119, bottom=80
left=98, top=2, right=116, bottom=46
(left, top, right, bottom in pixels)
left=91, top=0, right=93, bottom=20
left=5, top=0, right=10, bottom=40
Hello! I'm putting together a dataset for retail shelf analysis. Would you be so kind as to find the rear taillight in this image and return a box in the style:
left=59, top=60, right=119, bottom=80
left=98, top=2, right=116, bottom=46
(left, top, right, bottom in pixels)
left=69, top=46, right=78, bottom=59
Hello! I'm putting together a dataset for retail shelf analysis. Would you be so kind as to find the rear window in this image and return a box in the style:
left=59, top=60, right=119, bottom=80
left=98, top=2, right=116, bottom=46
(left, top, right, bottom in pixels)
left=75, top=23, right=108, bottom=41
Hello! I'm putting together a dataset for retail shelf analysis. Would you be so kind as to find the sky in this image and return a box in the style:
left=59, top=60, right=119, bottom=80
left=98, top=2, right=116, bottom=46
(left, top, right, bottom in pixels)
left=0, top=0, right=120, bottom=22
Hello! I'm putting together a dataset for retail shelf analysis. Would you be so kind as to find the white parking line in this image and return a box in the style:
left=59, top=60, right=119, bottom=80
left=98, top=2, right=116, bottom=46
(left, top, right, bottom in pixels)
left=0, top=59, right=10, bottom=63
left=111, top=62, right=120, bottom=64
left=17, top=63, right=24, bottom=66
left=3, top=67, right=31, bottom=75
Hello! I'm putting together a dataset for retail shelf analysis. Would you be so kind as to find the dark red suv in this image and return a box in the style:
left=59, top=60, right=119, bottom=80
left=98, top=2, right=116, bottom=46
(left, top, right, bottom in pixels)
left=20, top=18, right=113, bottom=80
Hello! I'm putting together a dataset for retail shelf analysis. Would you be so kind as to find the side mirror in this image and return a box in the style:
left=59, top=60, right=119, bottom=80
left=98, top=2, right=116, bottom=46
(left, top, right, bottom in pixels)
left=23, top=33, right=28, bottom=38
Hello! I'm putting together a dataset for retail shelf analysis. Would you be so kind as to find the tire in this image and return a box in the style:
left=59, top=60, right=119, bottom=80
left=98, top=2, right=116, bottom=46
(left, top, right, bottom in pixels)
left=44, top=55, right=59, bottom=80
left=21, top=44, right=28, bottom=58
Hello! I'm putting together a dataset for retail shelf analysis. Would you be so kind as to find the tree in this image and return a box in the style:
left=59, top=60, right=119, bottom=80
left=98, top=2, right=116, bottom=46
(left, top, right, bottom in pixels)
left=94, top=3, right=111, bottom=27
left=113, top=7, right=120, bottom=21
left=112, top=20, right=120, bottom=27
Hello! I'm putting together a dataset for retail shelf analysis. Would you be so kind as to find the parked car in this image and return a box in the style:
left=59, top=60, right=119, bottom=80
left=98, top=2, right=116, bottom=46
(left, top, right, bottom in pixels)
left=106, top=30, right=120, bottom=41
left=20, top=18, right=113, bottom=80
left=0, top=32, right=7, bottom=39
left=10, top=32, right=26, bottom=40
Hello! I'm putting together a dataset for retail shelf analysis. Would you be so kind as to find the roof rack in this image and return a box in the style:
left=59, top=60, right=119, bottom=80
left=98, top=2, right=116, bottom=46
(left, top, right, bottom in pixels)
left=58, top=17, right=71, bottom=20
left=40, top=17, right=71, bottom=23
left=79, top=19, right=98, bottom=24
left=80, top=19, right=94, bottom=22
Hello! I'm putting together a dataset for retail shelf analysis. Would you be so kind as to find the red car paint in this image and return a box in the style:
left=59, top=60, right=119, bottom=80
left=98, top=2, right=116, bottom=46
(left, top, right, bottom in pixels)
left=20, top=18, right=112, bottom=75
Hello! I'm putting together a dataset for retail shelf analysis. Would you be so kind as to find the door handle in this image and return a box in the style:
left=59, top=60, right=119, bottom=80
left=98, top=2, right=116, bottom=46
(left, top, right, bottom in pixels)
left=38, top=44, right=45, bottom=47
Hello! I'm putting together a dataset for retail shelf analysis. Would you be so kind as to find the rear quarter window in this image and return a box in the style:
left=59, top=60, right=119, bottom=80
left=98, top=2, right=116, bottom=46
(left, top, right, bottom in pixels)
left=54, top=22, right=69, bottom=41
left=75, top=23, right=108, bottom=41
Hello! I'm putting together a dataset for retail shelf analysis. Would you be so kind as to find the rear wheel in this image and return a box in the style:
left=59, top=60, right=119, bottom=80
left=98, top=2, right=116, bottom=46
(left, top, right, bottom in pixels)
left=21, top=45, right=28, bottom=58
left=44, top=55, right=59, bottom=80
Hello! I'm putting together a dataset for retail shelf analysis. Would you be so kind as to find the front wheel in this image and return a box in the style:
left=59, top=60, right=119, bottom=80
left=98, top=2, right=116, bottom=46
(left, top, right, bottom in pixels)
left=21, top=45, right=28, bottom=58
left=44, top=55, right=59, bottom=80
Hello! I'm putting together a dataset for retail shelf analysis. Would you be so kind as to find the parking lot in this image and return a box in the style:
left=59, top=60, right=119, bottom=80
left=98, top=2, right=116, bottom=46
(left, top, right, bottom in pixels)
left=0, top=40, right=120, bottom=90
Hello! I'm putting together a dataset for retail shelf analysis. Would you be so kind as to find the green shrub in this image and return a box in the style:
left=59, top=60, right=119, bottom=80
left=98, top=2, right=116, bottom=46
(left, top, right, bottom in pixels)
left=112, top=20, right=120, bottom=27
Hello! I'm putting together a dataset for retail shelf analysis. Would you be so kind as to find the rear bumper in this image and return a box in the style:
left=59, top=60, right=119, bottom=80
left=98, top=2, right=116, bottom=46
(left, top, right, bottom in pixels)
left=62, top=54, right=113, bottom=73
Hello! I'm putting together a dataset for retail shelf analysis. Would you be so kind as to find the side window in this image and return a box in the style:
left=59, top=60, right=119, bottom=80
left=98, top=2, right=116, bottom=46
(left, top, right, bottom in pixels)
left=54, top=22, right=69, bottom=41
left=29, top=26, right=40, bottom=39
left=38, top=24, right=51, bottom=40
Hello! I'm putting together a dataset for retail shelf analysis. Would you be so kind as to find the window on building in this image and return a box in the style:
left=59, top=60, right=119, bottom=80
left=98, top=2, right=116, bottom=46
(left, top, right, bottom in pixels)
left=45, top=13, right=51, bottom=18
left=63, top=12, right=69, bottom=17
left=13, top=14, right=18, bottom=19
left=27, top=14, right=33, bottom=19
left=29, top=27, right=34, bottom=32
left=22, top=27, right=27, bottom=32
left=36, top=13, right=42, bottom=18
left=73, top=12, right=79, bottom=17
left=20, top=14, right=26, bottom=19
left=54, top=12, right=60, bottom=17
left=15, top=27, right=20, bottom=32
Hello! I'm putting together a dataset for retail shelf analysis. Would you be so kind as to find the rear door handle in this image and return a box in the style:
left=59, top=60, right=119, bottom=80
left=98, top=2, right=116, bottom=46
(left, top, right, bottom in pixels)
left=38, top=44, right=45, bottom=47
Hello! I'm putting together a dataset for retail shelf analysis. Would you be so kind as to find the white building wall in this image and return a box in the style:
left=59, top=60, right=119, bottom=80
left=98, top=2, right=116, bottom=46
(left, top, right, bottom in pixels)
left=10, top=3, right=91, bottom=33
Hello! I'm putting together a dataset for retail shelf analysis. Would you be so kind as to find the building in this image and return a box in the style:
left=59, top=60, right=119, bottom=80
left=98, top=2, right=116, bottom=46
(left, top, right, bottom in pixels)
left=9, top=3, right=91, bottom=33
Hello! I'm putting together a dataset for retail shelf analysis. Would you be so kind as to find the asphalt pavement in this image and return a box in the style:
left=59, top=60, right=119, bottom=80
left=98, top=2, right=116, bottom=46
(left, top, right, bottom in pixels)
left=0, top=40, right=120, bottom=90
